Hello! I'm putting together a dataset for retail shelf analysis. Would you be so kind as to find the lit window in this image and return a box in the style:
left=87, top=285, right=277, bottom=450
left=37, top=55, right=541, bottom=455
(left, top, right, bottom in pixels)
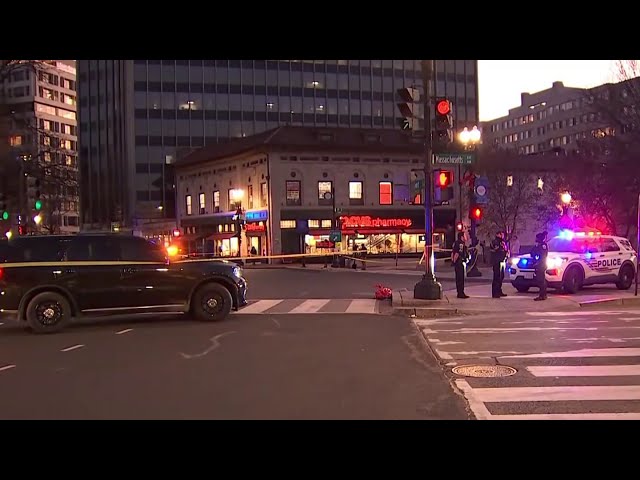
left=379, top=182, right=393, bottom=205
left=318, top=181, right=332, bottom=200
left=248, top=185, right=253, bottom=209
left=213, top=190, right=220, bottom=212
left=260, top=182, right=268, bottom=207
left=308, top=220, right=320, bottom=228
left=44, top=152, right=52, bottom=162
left=199, top=193, right=206, bottom=213
left=186, top=195, right=192, bottom=215
left=286, top=181, right=301, bottom=206
left=9, top=135, right=23, bottom=146
left=321, top=220, right=332, bottom=228
left=280, top=220, right=296, bottom=229
left=349, top=181, right=363, bottom=199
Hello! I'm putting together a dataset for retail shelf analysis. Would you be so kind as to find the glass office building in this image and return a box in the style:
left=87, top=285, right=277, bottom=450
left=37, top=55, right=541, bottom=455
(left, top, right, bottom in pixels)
left=78, top=60, right=478, bottom=232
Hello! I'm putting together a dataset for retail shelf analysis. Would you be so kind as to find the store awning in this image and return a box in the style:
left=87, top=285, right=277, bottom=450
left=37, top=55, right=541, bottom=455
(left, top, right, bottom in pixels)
left=173, top=234, right=206, bottom=243
left=207, top=232, right=237, bottom=241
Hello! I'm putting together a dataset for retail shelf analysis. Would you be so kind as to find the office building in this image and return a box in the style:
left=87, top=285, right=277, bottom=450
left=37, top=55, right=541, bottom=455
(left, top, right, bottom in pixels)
left=78, top=60, right=479, bottom=236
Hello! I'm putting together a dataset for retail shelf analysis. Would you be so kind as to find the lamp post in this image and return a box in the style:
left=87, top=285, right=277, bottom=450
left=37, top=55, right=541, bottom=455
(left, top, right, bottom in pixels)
left=459, top=126, right=482, bottom=277
left=413, top=60, right=442, bottom=300
left=230, top=189, right=245, bottom=258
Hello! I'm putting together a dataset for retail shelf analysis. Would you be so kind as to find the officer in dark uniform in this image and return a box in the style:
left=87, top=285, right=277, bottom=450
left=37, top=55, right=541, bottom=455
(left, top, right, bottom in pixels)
left=532, top=231, right=549, bottom=301
left=490, top=231, right=508, bottom=298
left=451, top=231, right=469, bottom=299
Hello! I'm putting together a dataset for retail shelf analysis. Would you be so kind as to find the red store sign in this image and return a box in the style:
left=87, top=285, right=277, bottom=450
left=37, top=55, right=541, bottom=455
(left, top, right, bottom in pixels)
left=340, top=216, right=413, bottom=229
left=246, top=222, right=266, bottom=232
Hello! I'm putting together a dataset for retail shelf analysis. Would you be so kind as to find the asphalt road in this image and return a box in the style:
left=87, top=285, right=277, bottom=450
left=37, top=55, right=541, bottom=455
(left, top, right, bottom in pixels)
left=0, top=312, right=469, bottom=420
left=415, top=308, right=640, bottom=420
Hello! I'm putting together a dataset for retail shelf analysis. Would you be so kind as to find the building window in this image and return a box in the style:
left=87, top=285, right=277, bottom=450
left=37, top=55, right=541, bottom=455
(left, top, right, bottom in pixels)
left=379, top=182, right=393, bottom=205
left=260, top=182, right=268, bottom=207
left=349, top=181, right=363, bottom=205
left=318, top=181, right=332, bottom=205
left=248, top=185, right=254, bottom=209
left=280, top=220, right=296, bottom=229
left=228, top=189, right=236, bottom=210
left=321, top=219, right=332, bottom=228
left=9, top=135, right=23, bottom=146
left=185, top=195, right=192, bottom=215
left=308, top=220, right=320, bottom=228
left=199, top=193, right=206, bottom=214
left=213, top=190, right=220, bottom=213
left=286, top=181, right=301, bottom=206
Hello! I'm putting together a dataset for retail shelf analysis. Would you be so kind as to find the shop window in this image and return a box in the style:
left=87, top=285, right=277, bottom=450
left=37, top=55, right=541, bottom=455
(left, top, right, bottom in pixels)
left=280, top=220, right=296, bottom=229
left=318, top=181, right=332, bottom=205
left=379, top=182, right=393, bottom=205
left=349, top=181, right=363, bottom=205
left=213, top=191, right=220, bottom=213
left=308, top=220, right=320, bottom=228
left=185, top=195, right=192, bottom=215
left=286, top=181, right=301, bottom=206
left=321, top=219, right=332, bottom=228
left=199, top=193, right=206, bottom=214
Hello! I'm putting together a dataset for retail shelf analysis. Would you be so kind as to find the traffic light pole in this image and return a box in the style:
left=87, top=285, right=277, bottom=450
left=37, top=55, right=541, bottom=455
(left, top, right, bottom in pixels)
left=467, top=170, right=482, bottom=277
left=414, top=60, right=442, bottom=300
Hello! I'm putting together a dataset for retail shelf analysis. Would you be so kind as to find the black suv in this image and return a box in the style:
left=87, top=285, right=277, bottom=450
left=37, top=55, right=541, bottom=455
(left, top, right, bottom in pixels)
left=0, top=234, right=248, bottom=333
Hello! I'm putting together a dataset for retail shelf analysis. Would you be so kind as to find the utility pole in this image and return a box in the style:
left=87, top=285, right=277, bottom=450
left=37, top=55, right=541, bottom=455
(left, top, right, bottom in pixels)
left=413, top=60, right=442, bottom=300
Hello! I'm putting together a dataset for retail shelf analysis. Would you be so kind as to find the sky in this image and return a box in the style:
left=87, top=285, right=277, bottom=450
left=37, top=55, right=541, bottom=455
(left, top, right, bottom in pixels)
left=478, top=60, right=618, bottom=121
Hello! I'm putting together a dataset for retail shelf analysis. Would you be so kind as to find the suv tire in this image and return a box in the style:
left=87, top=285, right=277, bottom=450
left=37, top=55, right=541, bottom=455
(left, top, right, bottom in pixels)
left=616, top=264, right=635, bottom=290
left=25, top=291, right=72, bottom=334
left=563, top=266, right=583, bottom=294
left=191, top=283, right=233, bottom=322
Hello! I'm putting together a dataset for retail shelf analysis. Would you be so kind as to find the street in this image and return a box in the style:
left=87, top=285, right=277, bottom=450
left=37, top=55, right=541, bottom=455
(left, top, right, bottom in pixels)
left=416, top=307, right=640, bottom=419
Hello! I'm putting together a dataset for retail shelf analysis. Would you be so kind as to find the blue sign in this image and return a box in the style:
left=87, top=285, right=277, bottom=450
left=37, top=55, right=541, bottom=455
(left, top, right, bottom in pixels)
left=474, top=176, right=489, bottom=205
left=329, top=230, right=342, bottom=243
left=245, top=209, right=268, bottom=222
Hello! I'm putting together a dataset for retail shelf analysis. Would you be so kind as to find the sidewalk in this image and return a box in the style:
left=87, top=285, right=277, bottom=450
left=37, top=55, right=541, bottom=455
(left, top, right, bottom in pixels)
left=392, top=283, right=640, bottom=317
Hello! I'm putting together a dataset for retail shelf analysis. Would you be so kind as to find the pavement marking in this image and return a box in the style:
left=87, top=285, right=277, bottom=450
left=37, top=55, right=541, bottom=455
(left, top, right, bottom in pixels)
left=345, top=299, right=378, bottom=314
left=236, top=300, right=284, bottom=314
left=455, top=379, right=492, bottom=420
left=61, top=344, right=84, bottom=352
left=0, top=364, right=16, bottom=372
left=490, top=413, right=640, bottom=420
left=526, top=365, right=640, bottom=377
left=434, top=349, right=453, bottom=360
left=472, top=385, right=640, bottom=403
left=116, top=328, right=133, bottom=335
left=289, top=299, right=331, bottom=314
left=180, top=331, right=236, bottom=359
left=502, top=347, right=640, bottom=358
left=527, top=311, right=640, bottom=317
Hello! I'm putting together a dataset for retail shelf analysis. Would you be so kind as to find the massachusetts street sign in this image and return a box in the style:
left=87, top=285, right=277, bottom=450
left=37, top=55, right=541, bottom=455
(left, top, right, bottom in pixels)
left=432, top=153, right=475, bottom=165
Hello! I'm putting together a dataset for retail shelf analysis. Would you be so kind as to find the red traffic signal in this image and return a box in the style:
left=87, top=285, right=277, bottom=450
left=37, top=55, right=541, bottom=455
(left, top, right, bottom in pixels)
left=471, top=206, right=483, bottom=221
left=434, top=169, right=453, bottom=187
left=436, top=99, right=451, bottom=116
left=172, top=228, right=181, bottom=237
left=456, top=221, right=464, bottom=232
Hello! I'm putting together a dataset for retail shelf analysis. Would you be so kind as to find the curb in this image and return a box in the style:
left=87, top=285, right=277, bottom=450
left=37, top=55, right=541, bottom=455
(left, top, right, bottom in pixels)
left=579, top=297, right=640, bottom=307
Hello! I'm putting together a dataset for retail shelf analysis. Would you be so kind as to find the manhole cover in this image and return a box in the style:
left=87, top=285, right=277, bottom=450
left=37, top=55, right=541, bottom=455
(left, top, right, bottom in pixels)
left=452, top=365, right=517, bottom=378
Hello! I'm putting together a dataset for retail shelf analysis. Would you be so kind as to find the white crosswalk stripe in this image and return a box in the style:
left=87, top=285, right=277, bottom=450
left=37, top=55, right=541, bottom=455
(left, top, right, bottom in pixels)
left=416, top=309, right=640, bottom=420
left=234, top=299, right=380, bottom=315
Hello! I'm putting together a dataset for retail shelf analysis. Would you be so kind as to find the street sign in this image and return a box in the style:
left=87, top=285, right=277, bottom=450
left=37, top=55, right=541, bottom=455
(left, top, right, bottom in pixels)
left=432, top=153, right=475, bottom=165
left=329, top=230, right=342, bottom=243
left=474, top=176, right=489, bottom=204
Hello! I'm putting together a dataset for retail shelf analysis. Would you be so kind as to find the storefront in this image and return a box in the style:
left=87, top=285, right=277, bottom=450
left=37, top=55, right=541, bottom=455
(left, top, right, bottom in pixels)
left=281, top=208, right=456, bottom=256
left=244, top=209, right=269, bottom=257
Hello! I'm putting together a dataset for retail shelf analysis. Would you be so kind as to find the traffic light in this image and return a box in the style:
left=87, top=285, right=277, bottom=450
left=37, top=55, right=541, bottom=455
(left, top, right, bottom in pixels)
left=433, top=169, right=453, bottom=202
left=433, top=98, right=454, bottom=152
left=470, top=205, right=483, bottom=223
left=18, top=225, right=25, bottom=236
left=456, top=221, right=464, bottom=232
left=397, top=87, right=422, bottom=131
left=34, top=179, right=42, bottom=211
left=0, top=193, right=8, bottom=221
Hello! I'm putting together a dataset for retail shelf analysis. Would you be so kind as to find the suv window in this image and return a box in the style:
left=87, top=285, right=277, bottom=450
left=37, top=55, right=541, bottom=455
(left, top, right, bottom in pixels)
left=119, top=237, right=167, bottom=263
left=601, top=238, right=620, bottom=252
left=66, top=237, right=120, bottom=261
left=1, top=238, right=70, bottom=262
left=619, top=239, right=634, bottom=251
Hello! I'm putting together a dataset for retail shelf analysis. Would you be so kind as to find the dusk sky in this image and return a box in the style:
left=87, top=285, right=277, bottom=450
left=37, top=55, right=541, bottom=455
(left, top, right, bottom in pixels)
left=478, top=60, right=618, bottom=121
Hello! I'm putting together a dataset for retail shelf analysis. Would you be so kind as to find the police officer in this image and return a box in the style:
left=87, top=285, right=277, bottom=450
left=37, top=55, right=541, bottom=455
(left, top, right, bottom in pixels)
left=490, top=231, right=508, bottom=298
left=452, top=231, right=470, bottom=299
left=532, top=231, right=549, bottom=301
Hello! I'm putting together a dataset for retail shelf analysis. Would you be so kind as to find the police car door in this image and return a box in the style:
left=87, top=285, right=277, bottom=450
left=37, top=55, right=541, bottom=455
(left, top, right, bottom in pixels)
left=600, top=237, right=624, bottom=278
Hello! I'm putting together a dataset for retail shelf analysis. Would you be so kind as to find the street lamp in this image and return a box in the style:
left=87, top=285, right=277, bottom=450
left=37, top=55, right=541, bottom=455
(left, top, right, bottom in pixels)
left=561, top=192, right=572, bottom=218
left=33, top=213, right=42, bottom=225
left=459, top=126, right=482, bottom=278
left=230, top=189, right=245, bottom=258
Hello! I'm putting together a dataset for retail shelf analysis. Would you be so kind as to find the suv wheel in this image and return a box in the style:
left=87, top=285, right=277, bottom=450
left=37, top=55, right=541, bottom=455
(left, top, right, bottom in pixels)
left=191, top=283, right=233, bottom=322
left=514, top=284, right=530, bottom=293
left=616, top=264, right=635, bottom=290
left=563, top=266, right=583, bottom=294
left=25, top=292, right=72, bottom=334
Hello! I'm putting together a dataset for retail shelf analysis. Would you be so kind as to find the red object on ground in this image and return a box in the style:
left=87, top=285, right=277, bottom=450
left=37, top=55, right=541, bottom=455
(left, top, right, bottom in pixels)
left=375, top=284, right=393, bottom=300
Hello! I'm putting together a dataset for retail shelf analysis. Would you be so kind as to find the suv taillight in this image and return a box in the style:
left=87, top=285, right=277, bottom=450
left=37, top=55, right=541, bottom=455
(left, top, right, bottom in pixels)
left=0, top=267, right=3, bottom=281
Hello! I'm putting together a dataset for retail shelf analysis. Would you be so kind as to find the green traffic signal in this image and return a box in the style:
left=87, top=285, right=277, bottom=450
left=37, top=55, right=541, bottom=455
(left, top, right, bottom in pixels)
left=1, top=211, right=8, bottom=221
left=35, top=200, right=42, bottom=211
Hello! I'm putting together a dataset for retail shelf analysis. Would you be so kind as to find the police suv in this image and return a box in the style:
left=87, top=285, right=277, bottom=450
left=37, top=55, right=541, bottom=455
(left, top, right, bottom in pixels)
left=0, top=234, right=248, bottom=333
left=508, top=230, right=637, bottom=294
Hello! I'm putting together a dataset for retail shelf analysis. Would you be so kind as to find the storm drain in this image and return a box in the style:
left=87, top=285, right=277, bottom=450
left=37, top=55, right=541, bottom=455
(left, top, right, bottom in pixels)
left=452, top=365, right=517, bottom=378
